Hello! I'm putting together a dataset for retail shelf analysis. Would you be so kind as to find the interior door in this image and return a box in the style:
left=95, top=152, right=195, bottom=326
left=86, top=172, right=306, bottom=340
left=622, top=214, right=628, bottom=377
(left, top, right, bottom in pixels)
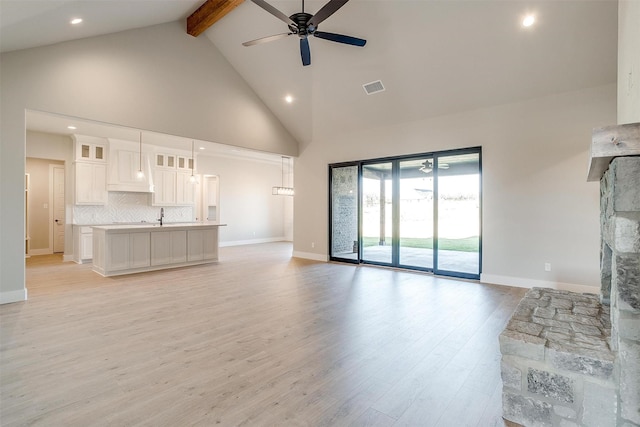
left=52, top=165, right=65, bottom=253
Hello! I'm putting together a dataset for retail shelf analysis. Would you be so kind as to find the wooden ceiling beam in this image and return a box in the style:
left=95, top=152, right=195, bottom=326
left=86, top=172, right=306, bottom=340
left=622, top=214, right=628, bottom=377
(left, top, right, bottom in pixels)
left=187, top=0, right=245, bottom=37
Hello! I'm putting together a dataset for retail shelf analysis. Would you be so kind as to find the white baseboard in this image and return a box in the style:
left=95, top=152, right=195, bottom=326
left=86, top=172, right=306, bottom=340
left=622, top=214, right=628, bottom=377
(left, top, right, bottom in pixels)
left=220, top=237, right=285, bottom=247
left=63, top=254, right=74, bottom=262
left=28, top=248, right=51, bottom=256
left=0, top=288, right=28, bottom=304
left=292, top=251, right=328, bottom=262
left=480, top=273, right=600, bottom=295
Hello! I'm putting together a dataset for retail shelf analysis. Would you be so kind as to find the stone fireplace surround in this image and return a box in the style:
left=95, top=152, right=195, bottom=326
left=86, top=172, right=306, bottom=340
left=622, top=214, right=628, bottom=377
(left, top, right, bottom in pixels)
left=500, top=124, right=640, bottom=427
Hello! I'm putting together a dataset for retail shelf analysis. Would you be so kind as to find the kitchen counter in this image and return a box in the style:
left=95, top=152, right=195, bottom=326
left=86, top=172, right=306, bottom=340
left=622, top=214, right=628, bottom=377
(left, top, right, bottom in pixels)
left=92, top=222, right=226, bottom=277
left=92, top=222, right=226, bottom=231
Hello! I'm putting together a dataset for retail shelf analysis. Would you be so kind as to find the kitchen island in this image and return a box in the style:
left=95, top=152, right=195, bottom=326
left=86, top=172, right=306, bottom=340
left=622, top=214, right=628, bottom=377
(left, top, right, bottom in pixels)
left=92, top=222, right=226, bottom=277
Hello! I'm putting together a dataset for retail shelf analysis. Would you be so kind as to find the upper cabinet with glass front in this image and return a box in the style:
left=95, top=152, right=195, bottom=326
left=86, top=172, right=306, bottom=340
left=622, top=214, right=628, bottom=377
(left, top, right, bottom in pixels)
left=73, top=135, right=107, bottom=163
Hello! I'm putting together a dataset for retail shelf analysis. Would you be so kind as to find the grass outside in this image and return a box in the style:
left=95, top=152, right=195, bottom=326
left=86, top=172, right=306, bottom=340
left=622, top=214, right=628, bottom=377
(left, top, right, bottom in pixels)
left=362, top=236, right=479, bottom=252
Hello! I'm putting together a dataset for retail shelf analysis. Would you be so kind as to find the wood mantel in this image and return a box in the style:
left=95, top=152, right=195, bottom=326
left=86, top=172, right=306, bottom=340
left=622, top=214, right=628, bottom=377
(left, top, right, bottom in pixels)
left=587, top=122, right=640, bottom=181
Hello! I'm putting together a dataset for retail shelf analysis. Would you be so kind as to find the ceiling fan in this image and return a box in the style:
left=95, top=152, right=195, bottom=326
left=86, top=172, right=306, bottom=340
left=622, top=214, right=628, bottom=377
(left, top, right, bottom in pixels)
left=242, top=0, right=366, bottom=66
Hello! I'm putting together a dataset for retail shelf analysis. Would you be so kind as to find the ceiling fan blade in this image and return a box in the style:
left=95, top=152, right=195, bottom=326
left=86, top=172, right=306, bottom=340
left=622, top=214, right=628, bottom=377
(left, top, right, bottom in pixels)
left=308, top=0, right=349, bottom=28
left=314, top=31, right=366, bottom=47
left=300, top=37, right=311, bottom=66
left=243, top=33, right=293, bottom=47
left=250, top=0, right=296, bottom=27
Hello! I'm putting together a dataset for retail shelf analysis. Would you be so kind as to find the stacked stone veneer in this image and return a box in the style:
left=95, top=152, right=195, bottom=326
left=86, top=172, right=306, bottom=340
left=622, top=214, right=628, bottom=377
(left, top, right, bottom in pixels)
left=500, top=157, right=640, bottom=426
left=331, top=167, right=358, bottom=255
left=600, top=157, right=640, bottom=426
left=500, top=288, right=616, bottom=426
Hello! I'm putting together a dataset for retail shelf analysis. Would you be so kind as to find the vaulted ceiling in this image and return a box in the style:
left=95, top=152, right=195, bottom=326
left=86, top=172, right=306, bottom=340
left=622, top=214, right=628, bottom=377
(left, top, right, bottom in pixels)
left=0, top=0, right=618, bottom=148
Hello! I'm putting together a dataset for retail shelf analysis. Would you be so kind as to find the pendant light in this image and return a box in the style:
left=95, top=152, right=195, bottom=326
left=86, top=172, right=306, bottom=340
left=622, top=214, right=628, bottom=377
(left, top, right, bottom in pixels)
left=189, top=140, right=197, bottom=183
left=136, top=132, right=145, bottom=180
left=272, top=156, right=294, bottom=196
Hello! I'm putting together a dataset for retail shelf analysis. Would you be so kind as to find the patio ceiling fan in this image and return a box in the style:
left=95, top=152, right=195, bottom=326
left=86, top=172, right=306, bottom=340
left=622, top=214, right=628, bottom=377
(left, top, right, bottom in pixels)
left=242, top=0, right=366, bottom=66
left=419, top=160, right=450, bottom=174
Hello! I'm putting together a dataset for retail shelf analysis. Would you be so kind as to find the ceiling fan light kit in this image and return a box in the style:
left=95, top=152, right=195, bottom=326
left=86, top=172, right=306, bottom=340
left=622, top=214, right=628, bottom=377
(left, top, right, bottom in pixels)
left=243, top=0, right=366, bottom=66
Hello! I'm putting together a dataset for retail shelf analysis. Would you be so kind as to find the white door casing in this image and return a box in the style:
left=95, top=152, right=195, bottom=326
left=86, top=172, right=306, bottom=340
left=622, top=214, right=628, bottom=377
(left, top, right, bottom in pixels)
left=52, top=165, right=65, bottom=253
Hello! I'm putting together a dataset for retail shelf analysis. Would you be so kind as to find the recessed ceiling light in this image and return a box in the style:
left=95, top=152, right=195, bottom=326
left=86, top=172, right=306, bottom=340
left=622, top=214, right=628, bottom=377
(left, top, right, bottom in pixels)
left=522, top=15, right=535, bottom=27
left=199, top=147, right=205, bottom=150
left=67, top=125, right=77, bottom=130
left=285, top=95, right=293, bottom=104
left=70, top=18, right=83, bottom=25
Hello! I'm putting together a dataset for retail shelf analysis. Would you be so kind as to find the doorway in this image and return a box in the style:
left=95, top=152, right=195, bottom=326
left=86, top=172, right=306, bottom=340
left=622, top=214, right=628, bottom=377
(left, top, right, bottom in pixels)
left=25, top=158, right=65, bottom=255
left=329, top=147, right=481, bottom=279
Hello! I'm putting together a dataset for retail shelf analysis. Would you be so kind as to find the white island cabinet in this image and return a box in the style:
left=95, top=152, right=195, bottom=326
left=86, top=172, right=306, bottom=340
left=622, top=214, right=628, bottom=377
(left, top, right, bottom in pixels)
left=92, top=223, right=225, bottom=277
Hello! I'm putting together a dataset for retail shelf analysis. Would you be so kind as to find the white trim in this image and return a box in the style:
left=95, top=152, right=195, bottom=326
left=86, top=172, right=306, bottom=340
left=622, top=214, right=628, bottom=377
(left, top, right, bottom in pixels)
left=0, top=288, right=27, bottom=304
left=219, top=237, right=285, bottom=247
left=63, top=254, right=74, bottom=262
left=48, top=164, right=55, bottom=253
left=28, top=248, right=53, bottom=256
left=480, top=273, right=600, bottom=294
left=292, top=251, right=328, bottom=262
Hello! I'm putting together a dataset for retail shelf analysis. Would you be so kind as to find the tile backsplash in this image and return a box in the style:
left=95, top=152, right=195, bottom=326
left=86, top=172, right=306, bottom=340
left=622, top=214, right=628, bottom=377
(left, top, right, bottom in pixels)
left=73, top=192, right=194, bottom=224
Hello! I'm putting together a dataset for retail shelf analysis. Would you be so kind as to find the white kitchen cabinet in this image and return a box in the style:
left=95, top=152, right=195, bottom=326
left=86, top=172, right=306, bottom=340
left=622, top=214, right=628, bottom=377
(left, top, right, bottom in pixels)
left=187, top=228, right=218, bottom=261
left=130, top=232, right=151, bottom=269
left=155, top=153, right=176, bottom=169
left=151, top=230, right=187, bottom=265
left=103, top=232, right=150, bottom=272
left=177, top=156, right=195, bottom=171
left=176, top=172, right=195, bottom=205
left=73, top=225, right=94, bottom=264
left=77, top=142, right=106, bottom=162
left=152, top=170, right=177, bottom=206
left=107, top=233, right=130, bottom=271
left=73, top=135, right=107, bottom=162
left=92, top=224, right=223, bottom=277
left=75, top=162, right=107, bottom=205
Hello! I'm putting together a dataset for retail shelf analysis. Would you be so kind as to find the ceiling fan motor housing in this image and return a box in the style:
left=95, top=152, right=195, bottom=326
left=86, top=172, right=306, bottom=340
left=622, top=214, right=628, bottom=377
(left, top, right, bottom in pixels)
left=289, top=12, right=314, bottom=37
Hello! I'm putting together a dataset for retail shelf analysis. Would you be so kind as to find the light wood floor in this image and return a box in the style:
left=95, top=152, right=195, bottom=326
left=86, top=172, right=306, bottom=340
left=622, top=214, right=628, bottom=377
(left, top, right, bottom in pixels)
left=2, top=243, right=525, bottom=426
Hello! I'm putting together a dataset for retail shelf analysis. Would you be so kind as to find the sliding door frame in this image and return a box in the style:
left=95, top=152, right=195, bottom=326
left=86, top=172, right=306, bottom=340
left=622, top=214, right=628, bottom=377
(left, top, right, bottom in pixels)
left=329, top=146, right=482, bottom=279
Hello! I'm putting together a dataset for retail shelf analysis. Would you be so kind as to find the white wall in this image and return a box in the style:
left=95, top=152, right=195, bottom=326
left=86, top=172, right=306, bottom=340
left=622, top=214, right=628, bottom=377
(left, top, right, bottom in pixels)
left=294, top=84, right=617, bottom=291
left=197, top=155, right=290, bottom=245
left=26, top=131, right=74, bottom=257
left=618, top=0, right=640, bottom=124
left=0, top=21, right=298, bottom=303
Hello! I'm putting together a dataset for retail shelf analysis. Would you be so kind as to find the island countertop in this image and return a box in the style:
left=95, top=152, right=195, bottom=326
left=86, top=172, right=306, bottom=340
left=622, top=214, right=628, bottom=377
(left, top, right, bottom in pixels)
left=91, top=222, right=226, bottom=232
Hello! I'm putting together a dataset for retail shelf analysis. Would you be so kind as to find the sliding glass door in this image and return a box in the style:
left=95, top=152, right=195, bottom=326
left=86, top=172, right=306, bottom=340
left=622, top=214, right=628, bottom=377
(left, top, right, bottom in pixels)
left=434, top=152, right=481, bottom=278
left=362, top=162, right=393, bottom=265
left=399, top=157, right=434, bottom=270
left=329, top=148, right=481, bottom=279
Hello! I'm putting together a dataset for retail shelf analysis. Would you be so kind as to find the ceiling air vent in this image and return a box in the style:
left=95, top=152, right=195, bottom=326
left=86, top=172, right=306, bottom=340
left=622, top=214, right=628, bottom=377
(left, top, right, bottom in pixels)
left=363, top=80, right=385, bottom=95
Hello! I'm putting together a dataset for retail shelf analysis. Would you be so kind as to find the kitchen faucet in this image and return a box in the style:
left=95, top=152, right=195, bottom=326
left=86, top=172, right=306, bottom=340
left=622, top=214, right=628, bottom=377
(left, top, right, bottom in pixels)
left=158, top=207, right=164, bottom=226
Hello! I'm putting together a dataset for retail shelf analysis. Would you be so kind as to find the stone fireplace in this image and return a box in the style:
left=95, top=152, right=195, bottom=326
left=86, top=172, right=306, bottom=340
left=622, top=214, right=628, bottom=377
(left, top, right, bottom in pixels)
left=500, top=123, right=640, bottom=426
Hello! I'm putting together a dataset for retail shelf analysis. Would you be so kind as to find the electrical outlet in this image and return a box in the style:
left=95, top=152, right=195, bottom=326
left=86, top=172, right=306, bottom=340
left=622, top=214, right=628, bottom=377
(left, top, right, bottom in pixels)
left=311, top=242, right=315, bottom=248
left=545, top=263, right=551, bottom=272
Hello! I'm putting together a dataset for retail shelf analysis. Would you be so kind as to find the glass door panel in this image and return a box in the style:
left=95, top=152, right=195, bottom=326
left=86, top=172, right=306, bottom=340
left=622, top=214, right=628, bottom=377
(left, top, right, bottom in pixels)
left=330, top=165, right=359, bottom=261
left=399, top=158, right=434, bottom=269
left=435, top=153, right=481, bottom=277
left=362, top=162, right=393, bottom=264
